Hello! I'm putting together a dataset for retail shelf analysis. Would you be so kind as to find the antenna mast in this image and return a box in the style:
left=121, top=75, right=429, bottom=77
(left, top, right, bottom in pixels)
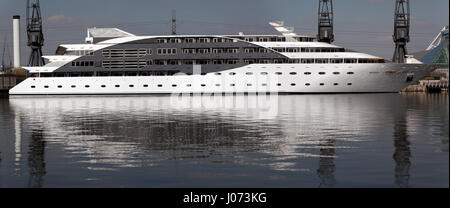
left=172, top=9, right=176, bottom=35
left=27, top=0, right=45, bottom=66
left=318, top=0, right=334, bottom=43
left=392, top=0, right=410, bottom=63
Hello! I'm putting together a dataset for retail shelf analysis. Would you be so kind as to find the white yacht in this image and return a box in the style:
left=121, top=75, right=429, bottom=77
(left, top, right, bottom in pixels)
left=9, top=22, right=437, bottom=95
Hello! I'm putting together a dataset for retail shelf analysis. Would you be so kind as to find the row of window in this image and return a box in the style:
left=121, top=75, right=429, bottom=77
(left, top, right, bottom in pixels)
left=30, top=82, right=353, bottom=89
left=102, top=49, right=150, bottom=58
left=156, top=37, right=235, bottom=44
left=37, top=71, right=355, bottom=77
left=270, top=47, right=345, bottom=53
left=71, top=61, right=95, bottom=67
left=79, top=58, right=382, bottom=68
left=66, top=50, right=94, bottom=56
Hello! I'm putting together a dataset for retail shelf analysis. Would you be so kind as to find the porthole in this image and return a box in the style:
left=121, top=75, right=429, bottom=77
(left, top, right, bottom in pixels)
left=129, top=85, right=134, bottom=88
left=44, top=86, right=49, bottom=88
left=319, top=72, right=326, bottom=75
left=305, top=83, right=311, bottom=86
left=347, top=72, right=354, bottom=75
left=157, top=84, right=163, bottom=87
left=304, top=72, right=311, bottom=75
left=172, top=84, right=177, bottom=87
left=58, top=85, right=62, bottom=88
left=115, top=85, right=120, bottom=88
left=290, top=72, right=297, bottom=75
left=71, top=85, right=76, bottom=88
left=143, top=84, right=149, bottom=88
left=333, top=72, right=340, bottom=75
left=31, top=86, right=36, bottom=88
left=291, top=83, right=296, bottom=86
left=334, top=83, right=339, bottom=86
left=101, top=85, right=106, bottom=88
left=277, top=83, right=281, bottom=86
left=201, top=84, right=206, bottom=87
left=320, top=83, right=325, bottom=86
left=347, top=83, right=353, bottom=86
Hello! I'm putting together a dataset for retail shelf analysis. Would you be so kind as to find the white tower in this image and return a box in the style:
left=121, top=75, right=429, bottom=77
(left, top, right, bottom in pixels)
left=13, top=15, right=21, bottom=68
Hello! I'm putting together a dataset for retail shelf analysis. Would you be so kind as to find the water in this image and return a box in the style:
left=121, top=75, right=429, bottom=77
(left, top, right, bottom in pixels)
left=0, top=93, right=448, bottom=188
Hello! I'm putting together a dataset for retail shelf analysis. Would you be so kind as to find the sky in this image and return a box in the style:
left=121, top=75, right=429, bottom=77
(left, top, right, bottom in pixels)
left=0, top=0, right=448, bottom=65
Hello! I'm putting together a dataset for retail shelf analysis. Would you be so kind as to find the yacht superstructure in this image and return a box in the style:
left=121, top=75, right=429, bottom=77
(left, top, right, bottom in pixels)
left=9, top=22, right=437, bottom=95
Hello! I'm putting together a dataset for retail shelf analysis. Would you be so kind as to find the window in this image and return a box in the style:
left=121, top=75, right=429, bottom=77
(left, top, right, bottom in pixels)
left=157, top=48, right=177, bottom=55
left=229, top=72, right=236, bottom=75
left=344, top=59, right=357, bottom=64
left=216, top=84, right=221, bottom=87
left=115, top=85, right=120, bottom=88
left=71, top=85, right=76, bottom=88
left=197, top=48, right=210, bottom=54
left=157, top=84, right=163, bottom=87
left=262, top=83, right=267, bottom=86
left=347, top=72, right=355, bottom=75
left=347, top=83, right=353, bottom=86
left=186, top=84, right=192, bottom=87
left=85, top=85, right=90, bottom=88
left=290, top=72, right=297, bottom=75
left=291, top=83, right=296, bottom=86
left=129, top=85, right=134, bottom=88
left=31, top=86, right=36, bottom=88
left=201, top=84, right=206, bottom=87
left=330, top=58, right=344, bottom=64
left=184, top=38, right=194, bottom=43
left=261, top=72, right=268, bottom=75
left=304, top=72, right=312, bottom=75
left=230, top=84, right=235, bottom=87
left=275, top=72, right=282, bottom=75
left=247, top=84, right=252, bottom=86
left=246, top=72, right=253, bottom=75
left=333, top=72, right=340, bottom=75
left=301, top=59, right=314, bottom=64
left=44, top=86, right=49, bottom=88
left=101, top=85, right=106, bottom=88
left=143, top=84, right=149, bottom=87
left=319, top=72, right=326, bottom=75
left=214, top=73, right=222, bottom=75
left=315, top=59, right=329, bottom=64
left=320, top=83, right=325, bottom=86
left=277, top=83, right=282, bottom=86
left=334, top=83, right=339, bottom=86
left=172, top=84, right=177, bottom=87
left=305, top=83, right=311, bottom=86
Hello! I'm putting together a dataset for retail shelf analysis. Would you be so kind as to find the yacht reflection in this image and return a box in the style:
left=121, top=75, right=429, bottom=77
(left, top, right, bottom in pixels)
left=9, top=94, right=438, bottom=187
left=317, top=139, right=336, bottom=188
left=392, top=101, right=411, bottom=188
left=27, top=129, right=46, bottom=188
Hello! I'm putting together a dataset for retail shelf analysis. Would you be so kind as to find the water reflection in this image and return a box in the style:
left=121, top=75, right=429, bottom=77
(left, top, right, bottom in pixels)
left=27, top=129, right=46, bottom=188
left=6, top=93, right=449, bottom=187
left=393, top=106, right=411, bottom=188
left=317, top=138, right=336, bottom=188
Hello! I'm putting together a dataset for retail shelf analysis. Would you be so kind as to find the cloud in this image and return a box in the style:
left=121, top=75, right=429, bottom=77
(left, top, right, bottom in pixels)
left=47, top=15, right=75, bottom=24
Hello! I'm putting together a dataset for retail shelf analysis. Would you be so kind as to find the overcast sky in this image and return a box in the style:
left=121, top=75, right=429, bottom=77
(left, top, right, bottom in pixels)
left=0, top=0, right=448, bottom=65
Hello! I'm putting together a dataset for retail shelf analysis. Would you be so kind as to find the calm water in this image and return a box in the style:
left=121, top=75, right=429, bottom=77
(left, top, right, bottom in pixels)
left=0, top=93, right=448, bottom=188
